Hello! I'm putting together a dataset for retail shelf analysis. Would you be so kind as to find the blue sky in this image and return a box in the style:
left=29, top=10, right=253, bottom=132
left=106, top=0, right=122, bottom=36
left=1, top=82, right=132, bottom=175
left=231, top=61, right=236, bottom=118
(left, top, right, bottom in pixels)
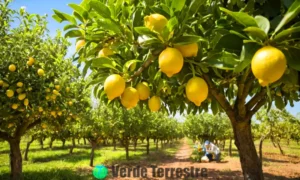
left=9, top=1, right=300, bottom=117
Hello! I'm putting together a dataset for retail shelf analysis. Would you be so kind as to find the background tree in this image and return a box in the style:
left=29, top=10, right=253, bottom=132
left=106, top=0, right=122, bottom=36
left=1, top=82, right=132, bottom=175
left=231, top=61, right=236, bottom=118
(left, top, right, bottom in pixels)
left=55, top=0, right=300, bottom=179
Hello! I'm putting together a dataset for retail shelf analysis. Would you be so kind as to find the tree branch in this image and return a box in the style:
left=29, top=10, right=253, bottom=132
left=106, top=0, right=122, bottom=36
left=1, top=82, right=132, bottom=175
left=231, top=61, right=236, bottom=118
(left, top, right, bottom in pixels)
left=248, top=97, right=267, bottom=118
left=246, top=88, right=267, bottom=111
left=202, top=73, right=234, bottom=118
left=236, top=68, right=251, bottom=117
left=26, top=119, right=42, bottom=131
left=0, top=130, right=11, bottom=141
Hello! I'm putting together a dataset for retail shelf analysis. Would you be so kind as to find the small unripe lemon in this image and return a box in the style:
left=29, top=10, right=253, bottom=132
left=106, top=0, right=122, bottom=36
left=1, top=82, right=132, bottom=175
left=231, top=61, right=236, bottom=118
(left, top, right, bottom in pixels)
left=0, top=80, right=4, bottom=86
left=45, top=88, right=51, bottom=93
left=251, top=46, right=286, bottom=87
left=186, top=77, right=208, bottom=106
left=98, top=48, right=114, bottom=57
left=12, top=104, right=19, bottom=110
left=136, top=82, right=150, bottom=100
left=159, top=47, right=184, bottom=77
left=9, top=64, right=16, bottom=72
left=144, top=14, right=168, bottom=32
left=3, top=82, right=9, bottom=88
left=6, top=89, right=14, bottom=98
left=76, top=39, right=86, bottom=51
left=37, top=69, right=45, bottom=76
left=66, top=87, right=70, bottom=92
left=55, top=85, right=61, bottom=90
left=68, top=101, right=73, bottom=106
left=121, top=87, right=139, bottom=109
left=104, top=74, right=126, bottom=100
left=39, top=107, right=43, bottom=112
left=18, top=93, right=26, bottom=101
left=51, top=111, right=56, bottom=117
left=51, top=94, right=57, bottom=100
left=148, top=96, right=161, bottom=112
left=175, top=43, right=199, bottom=57
left=57, top=111, right=62, bottom=116
left=24, top=99, right=29, bottom=106
left=17, top=82, right=23, bottom=87
left=53, top=90, right=60, bottom=95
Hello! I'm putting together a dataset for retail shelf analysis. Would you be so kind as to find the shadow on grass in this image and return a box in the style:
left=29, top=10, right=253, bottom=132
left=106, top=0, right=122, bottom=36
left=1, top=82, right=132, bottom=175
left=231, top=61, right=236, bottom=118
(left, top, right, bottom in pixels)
left=0, top=168, right=93, bottom=180
left=31, top=151, right=90, bottom=163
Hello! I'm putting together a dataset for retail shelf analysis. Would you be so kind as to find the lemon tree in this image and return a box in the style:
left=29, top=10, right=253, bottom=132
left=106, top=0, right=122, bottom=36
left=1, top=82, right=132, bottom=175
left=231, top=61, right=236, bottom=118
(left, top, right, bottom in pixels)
left=55, top=0, right=300, bottom=179
left=0, top=2, right=83, bottom=179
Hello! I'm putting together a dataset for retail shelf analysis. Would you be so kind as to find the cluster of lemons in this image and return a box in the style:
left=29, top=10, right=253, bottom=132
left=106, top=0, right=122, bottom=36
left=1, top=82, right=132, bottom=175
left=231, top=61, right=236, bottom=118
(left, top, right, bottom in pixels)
left=0, top=57, right=45, bottom=111
left=74, top=13, right=287, bottom=111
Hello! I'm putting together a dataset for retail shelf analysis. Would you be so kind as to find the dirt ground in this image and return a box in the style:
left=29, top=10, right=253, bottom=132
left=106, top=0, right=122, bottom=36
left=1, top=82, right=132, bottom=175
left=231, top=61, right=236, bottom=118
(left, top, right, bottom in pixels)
left=107, top=139, right=300, bottom=180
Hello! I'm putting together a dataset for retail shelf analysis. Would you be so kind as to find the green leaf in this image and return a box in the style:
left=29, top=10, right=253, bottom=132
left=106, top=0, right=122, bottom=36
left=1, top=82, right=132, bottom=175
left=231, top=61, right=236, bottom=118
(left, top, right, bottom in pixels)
left=281, top=48, right=300, bottom=71
left=172, top=0, right=186, bottom=12
left=167, top=17, right=178, bottom=32
left=255, top=15, right=270, bottom=34
left=173, top=35, right=206, bottom=45
left=89, top=0, right=111, bottom=19
left=243, top=26, right=268, bottom=41
left=98, top=18, right=121, bottom=34
left=273, top=27, right=300, bottom=41
left=82, top=61, right=92, bottom=77
left=52, top=14, right=63, bottom=23
left=68, top=3, right=89, bottom=20
left=203, top=51, right=240, bottom=70
left=220, top=7, right=258, bottom=27
left=53, top=10, right=77, bottom=25
left=189, top=0, right=206, bottom=16
left=273, top=0, right=300, bottom=35
left=123, top=60, right=142, bottom=73
left=63, top=24, right=78, bottom=31
left=275, top=96, right=285, bottom=110
left=65, top=30, right=83, bottom=38
left=87, top=77, right=106, bottom=88
left=92, top=57, right=119, bottom=72
left=134, top=27, right=158, bottom=37
left=211, top=99, right=219, bottom=115
left=214, top=33, right=243, bottom=51
left=234, top=43, right=261, bottom=73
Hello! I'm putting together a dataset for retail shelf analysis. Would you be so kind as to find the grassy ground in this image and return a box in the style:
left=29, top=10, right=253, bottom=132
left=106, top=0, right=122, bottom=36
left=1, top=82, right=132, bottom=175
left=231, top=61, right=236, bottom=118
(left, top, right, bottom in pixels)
left=0, top=138, right=180, bottom=180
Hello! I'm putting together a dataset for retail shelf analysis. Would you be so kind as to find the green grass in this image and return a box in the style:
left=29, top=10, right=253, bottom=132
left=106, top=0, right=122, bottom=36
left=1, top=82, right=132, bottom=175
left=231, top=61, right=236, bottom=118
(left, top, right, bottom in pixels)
left=0, top=138, right=181, bottom=180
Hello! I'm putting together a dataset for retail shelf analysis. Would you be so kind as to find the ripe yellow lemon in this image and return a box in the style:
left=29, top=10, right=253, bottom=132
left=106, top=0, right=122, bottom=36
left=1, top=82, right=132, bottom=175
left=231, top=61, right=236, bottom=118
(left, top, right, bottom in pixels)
left=98, top=48, right=114, bottom=57
left=17, top=82, right=23, bottom=87
left=50, top=111, right=56, bottom=117
left=76, top=39, right=85, bottom=51
left=51, top=94, right=57, bottom=100
left=12, top=104, right=19, bottom=110
left=9, top=64, right=16, bottom=72
left=121, top=87, right=139, bottom=109
left=24, top=99, right=29, bottom=106
left=186, top=77, right=208, bottom=106
left=39, top=107, right=43, bottom=112
left=57, top=111, right=62, bottom=116
left=251, top=46, right=287, bottom=87
left=55, top=85, right=61, bottom=90
left=148, top=96, right=161, bottom=112
left=53, top=90, right=60, bottom=95
left=18, top=93, right=26, bottom=100
left=144, top=14, right=168, bottom=32
left=27, top=57, right=35, bottom=66
left=6, top=89, right=14, bottom=98
left=104, top=74, right=126, bottom=100
left=68, top=101, right=73, bottom=106
left=136, top=82, right=150, bottom=100
left=159, top=47, right=184, bottom=77
left=37, top=69, right=45, bottom=76
left=175, top=43, right=199, bottom=57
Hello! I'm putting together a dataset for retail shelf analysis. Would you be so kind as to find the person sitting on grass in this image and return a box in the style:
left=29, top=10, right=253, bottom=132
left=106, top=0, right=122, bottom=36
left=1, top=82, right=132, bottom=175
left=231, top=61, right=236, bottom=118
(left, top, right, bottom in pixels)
left=202, top=140, right=221, bottom=162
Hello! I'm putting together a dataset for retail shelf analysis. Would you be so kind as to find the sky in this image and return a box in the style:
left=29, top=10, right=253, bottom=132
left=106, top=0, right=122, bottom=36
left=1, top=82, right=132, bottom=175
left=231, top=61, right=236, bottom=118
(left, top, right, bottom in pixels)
left=8, top=0, right=300, bottom=117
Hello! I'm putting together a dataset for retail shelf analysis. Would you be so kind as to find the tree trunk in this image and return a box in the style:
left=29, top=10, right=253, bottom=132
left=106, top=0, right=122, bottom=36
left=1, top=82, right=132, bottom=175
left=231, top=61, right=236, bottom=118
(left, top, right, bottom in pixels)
left=133, top=139, right=137, bottom=151
left=125, top=140, right=129, bottom=160
left=146, top=137, right=150, bottom=155
left=24, top=136, right=35, bottom=161
left=62, top=139, right=66, bottom=148
left=229, top=137, right=232, bottom=157
left=222, top=139, right=226, bottom=151
left=69, top=137, right=76, bottom=154
left=141, top=138, right=144, bottom=143
left=49, top=137, right=55, bottom=149
left=297, top=139, right=299, bottom=145
left=271, top=137, right=277, bottom=148
left=287, top=138, right=290, bottom=146
left=9, top=138, right=23, bottom=180
left=232, top=120, right=264, bottom=180
left=39, top=138, right=44, bottom=149
left=153, top=138, right=156, bottom=143
left=84, top=138, right=87, bottom=145
left=77, top=138, right=80, bottom=145
left=113, top=138, right=117, bottom=151
left=156, top=140, right=158, bottom=151
left=276, top=141, right=284, bottom=155
left=89, top=140, right=97, bottom=167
